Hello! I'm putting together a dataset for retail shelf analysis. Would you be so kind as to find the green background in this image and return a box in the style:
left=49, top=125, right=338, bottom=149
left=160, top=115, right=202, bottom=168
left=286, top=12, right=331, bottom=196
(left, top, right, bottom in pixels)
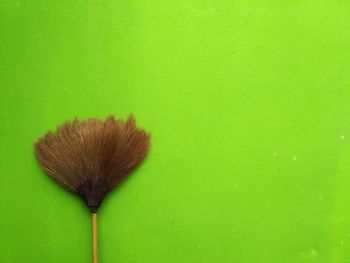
left=1, top=1, right=350, bottom=262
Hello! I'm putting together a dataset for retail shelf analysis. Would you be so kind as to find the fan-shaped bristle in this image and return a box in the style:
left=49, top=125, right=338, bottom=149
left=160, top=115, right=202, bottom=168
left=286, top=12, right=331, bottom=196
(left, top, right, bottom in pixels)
left=34, top=115, right=151, bottom=212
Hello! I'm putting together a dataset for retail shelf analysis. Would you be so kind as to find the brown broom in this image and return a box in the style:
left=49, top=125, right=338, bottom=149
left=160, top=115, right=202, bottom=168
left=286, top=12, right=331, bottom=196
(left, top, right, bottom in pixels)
left=34, top=115, right=150, bottom=263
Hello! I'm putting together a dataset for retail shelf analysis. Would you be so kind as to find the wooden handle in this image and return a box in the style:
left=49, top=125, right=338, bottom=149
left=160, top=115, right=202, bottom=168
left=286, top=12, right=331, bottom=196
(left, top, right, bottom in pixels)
left=92, top=213, right=98, bottom=263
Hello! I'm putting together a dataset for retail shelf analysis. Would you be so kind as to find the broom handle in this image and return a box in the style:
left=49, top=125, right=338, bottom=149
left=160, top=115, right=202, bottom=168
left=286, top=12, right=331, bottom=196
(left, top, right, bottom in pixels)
left=92, top=213, right=98, bottom=263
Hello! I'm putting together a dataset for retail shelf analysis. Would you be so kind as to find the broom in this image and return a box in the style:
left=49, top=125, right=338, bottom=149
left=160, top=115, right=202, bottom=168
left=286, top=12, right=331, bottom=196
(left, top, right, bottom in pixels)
left=34, top=115, right=150, bottom=263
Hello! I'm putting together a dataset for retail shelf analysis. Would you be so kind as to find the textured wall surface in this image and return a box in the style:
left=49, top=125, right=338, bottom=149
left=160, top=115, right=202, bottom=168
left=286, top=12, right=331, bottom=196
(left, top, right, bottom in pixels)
left=1, top=1, right=350, bottom=262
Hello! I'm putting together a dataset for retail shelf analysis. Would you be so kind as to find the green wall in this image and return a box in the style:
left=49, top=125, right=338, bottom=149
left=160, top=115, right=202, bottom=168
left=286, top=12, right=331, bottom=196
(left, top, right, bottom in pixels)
left=1, top=1, right=350, bottom=262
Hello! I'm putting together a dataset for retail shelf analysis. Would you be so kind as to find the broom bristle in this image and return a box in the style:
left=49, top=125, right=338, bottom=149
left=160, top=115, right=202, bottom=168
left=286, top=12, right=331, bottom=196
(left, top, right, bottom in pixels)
left=34, top=115, right=150, bottom=212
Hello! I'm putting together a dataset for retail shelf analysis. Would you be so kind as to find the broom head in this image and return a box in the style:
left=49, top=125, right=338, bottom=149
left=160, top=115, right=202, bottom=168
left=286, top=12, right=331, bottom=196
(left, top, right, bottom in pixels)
left=34, top=115, right=150, bottom=212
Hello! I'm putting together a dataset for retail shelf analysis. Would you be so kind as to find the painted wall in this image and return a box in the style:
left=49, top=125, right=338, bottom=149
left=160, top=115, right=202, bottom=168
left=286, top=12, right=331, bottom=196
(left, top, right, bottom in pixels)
left=1, top=1, right=350, bottom=262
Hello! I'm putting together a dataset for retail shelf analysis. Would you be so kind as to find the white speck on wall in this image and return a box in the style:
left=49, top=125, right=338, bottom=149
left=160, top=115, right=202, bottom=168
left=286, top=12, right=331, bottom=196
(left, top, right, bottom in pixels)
left=299, top=248, right=319, bottom=258
left=340, top=135, right=345, bottom=139
left=292, top=155, right=297, bottom=161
